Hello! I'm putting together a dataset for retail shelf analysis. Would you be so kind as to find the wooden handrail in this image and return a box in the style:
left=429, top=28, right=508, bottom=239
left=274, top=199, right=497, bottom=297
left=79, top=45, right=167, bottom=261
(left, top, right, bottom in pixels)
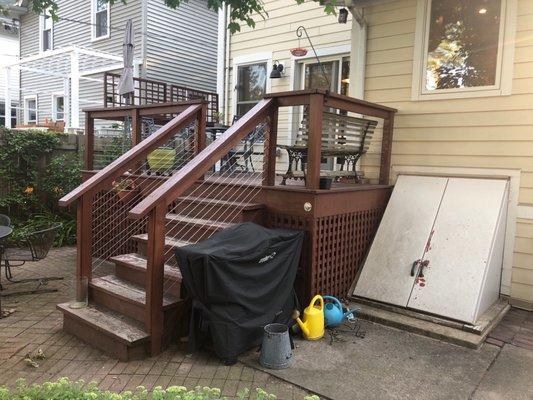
left=129, top=98, right=275, bottom=219
left=59, top=104, right=202, bottom=207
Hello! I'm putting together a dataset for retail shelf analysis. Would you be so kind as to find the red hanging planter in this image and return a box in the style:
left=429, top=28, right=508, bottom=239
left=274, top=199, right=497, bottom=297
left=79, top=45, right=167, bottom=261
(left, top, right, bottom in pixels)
left=290, top=48, right=308, bottom=57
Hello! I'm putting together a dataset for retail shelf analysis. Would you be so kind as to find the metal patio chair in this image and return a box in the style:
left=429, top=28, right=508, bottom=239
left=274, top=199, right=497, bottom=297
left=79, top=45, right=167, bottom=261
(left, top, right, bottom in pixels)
left=0, top=214, right=11, bottom=227
left=1, top=224, right=63, bottom=295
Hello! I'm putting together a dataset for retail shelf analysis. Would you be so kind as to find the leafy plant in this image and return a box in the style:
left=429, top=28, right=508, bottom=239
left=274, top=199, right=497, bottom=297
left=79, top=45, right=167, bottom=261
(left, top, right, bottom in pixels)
left=0, top=378, right=321, bottom=400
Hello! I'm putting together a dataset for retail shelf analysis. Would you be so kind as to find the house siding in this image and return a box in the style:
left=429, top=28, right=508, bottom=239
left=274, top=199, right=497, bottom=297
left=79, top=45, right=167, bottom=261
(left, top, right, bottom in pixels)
left=145, top=0, right=218, bottom=92
left=18, top=0, right=143, bottom=126
left=226, top=0, right=353, bottom=139
left=362, top=0, right=533, bottom=305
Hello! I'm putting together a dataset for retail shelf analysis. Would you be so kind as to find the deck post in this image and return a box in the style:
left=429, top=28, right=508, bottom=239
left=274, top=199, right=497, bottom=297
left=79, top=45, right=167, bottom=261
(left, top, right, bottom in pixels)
left=306, top=93, right=324, bottom=190
left=263, top=103, right=278, bottom=186
left=379, top=110, right=395, bottom=185
left=196, top=103, right=207, bottom=155
left=84, top=112, right=94, bottom=170
left=145, top=202, right=166, bottom=355
left=76, top=192, right=93, bottom=291
left=131, top=108, right=142, bottom=146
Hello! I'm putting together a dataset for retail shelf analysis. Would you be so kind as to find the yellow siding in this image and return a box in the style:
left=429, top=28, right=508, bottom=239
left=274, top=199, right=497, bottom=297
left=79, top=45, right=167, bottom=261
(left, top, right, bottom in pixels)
left=227, top=0, right=533, bottom=304
left=363, top=0, right=533, bottom=304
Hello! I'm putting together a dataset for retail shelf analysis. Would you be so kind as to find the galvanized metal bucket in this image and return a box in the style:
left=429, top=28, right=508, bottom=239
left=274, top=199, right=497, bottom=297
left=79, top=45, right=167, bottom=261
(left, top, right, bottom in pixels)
left=259, top=323, right=293, bottom=370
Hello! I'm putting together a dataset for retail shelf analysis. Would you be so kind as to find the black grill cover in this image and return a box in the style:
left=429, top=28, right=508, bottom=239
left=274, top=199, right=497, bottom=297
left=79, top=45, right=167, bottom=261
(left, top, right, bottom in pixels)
left=175, top=222, right=303, bottom=362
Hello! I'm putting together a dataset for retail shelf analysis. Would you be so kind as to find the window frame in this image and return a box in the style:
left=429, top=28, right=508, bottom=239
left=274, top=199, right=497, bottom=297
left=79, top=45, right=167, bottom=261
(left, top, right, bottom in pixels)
left=299, top=54, right=350, bottom=95
left=411, top=0, right=517, bottom=101
left=91, top=0, right=111, bottom=42
left=231, top=52, right=272, bottom=122
left=24, top=96, right=37, bottom=125
left=39, top=9, right=53, bottom=52
left=51, top=93, right=65, bottom=121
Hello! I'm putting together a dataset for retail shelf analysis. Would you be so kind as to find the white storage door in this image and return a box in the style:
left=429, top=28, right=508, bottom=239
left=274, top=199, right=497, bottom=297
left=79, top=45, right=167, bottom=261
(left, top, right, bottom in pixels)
left=353, top=175, right=448, bottom=307
left=407, top=178, right=508, bottom=323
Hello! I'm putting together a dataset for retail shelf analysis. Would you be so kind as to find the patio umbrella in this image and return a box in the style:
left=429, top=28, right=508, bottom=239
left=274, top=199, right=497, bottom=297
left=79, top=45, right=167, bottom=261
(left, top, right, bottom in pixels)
left=118, top=19, right=135, bottom=104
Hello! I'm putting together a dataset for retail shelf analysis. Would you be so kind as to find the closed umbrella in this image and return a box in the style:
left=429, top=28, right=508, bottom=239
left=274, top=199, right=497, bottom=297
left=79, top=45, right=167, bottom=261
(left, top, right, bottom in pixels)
left=118, top=19, right=135, bottom=104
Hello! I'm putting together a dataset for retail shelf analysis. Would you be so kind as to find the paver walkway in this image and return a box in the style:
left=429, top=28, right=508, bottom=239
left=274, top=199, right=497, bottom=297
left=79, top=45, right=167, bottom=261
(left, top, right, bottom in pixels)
left=0, top=247, right=311, bottom=399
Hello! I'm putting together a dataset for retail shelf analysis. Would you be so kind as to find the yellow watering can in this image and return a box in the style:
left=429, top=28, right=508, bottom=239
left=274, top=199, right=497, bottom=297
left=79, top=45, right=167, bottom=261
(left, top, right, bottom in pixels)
left=293, top=294, right=325, bottom=340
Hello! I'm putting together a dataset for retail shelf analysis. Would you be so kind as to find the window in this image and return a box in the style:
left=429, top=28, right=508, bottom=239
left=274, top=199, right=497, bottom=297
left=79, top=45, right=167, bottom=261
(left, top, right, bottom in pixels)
left=24, top=97, right=37, bottom=125
left=303, top=56, right=350, bottom=94
left=39, top=9, right=53, bottom=51
left=0, top=102, right=17, bottom=127
left=92, top=0, right=110, bottom=40
left=52, top=94, right=64, bottom=121
left=412, top=0, right=516, bottom=100
left=235, top=62, right=267, bottom=117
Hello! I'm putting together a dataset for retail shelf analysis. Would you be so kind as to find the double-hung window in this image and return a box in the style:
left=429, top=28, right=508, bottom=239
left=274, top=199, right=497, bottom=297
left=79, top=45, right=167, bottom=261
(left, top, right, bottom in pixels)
left=24, top=97, right=37, bottom=125
left=52, top=94, right=65, bottom=121
left=412, top=0, right=516, bottom=100
left=302, top=56, right=350, bottom=94
left=40, top=9, right=53, bottom=52
left=92, top=0, right=110, bottom=40
left=235, top=62, right=267, bottom=117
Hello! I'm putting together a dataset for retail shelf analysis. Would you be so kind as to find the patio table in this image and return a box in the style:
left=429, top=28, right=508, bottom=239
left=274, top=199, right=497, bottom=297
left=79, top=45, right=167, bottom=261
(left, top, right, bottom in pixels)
left=0, top=225, right=13, bottom=318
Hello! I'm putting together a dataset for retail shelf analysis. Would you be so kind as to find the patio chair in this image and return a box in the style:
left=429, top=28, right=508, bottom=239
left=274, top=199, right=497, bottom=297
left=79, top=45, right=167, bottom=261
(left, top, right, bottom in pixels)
left=0, top=224, right=63, bottom=295
left=0, top=214, right=11, bottom=227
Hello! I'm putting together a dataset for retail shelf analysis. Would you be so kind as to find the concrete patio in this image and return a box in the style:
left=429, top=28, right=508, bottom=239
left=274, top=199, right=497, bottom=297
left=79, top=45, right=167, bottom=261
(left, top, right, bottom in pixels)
left=0, top=247, right=532, bottom=399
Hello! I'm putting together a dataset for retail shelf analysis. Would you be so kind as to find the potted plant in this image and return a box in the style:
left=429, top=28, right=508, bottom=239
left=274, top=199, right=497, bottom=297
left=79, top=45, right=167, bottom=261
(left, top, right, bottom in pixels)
left=112, top=178, right=138, bottom=203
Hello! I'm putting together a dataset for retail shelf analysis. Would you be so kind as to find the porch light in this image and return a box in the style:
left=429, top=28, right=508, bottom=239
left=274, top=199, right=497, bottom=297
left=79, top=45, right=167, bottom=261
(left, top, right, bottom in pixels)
left=478, top=8, right=487, bottom=14
left=338, top=8, right=348, bottom=24
left=270, top=62, right=284, bottom=79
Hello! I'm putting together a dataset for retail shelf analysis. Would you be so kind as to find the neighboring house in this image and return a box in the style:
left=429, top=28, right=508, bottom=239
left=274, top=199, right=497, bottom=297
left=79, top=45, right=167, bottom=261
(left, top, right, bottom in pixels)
left=3, top=0, right=218, bottom=130
left=219, top=0, right=533, bottom=310
left=0, top=16, right=20, bottom=127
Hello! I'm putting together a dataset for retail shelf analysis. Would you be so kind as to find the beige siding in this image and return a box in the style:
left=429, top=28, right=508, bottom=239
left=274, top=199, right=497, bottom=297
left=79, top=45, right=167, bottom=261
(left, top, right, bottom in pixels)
left=363, top=0, right=533, bottom=304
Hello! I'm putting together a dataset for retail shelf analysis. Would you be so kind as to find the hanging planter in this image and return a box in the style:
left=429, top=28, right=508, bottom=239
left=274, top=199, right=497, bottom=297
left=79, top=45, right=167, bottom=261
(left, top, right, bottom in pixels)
left=290, top=48, right=308, bottom=57
left=112, top=178, right=139, bottom=203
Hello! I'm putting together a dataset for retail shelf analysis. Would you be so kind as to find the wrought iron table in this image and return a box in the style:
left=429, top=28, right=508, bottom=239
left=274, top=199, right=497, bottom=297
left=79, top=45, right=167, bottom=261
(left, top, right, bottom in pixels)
left=0, top=225, right=13, bottom=319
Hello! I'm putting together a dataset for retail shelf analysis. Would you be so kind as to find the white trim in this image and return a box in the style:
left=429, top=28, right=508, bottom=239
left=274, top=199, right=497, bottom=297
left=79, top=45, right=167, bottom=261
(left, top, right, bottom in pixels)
left=23, top=95, right=37, bottom=124
left=216, top=4, right=227, bottom=115
left=411, top=0, right=517, bottom=101
left=91, top=0, right=111, bottom=42
left=70, top=50, right=80, bottom=129
left=4, top=67, right=11, bottom=128
left=38, top=9, right=53, bottom=53
left=349, top=13, right=366, bottom=99
left=231, top=52, right=272, bottom=120
left=391, top=165, right=520, bottom=296
left=51, top=92, right=65, bottom=121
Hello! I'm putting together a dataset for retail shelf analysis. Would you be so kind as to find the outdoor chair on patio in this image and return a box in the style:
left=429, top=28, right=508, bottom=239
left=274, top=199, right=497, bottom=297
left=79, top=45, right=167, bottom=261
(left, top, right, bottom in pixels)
left=0, top=214, right=11, bottom=227
left=0, top=224, right=63, bottom=295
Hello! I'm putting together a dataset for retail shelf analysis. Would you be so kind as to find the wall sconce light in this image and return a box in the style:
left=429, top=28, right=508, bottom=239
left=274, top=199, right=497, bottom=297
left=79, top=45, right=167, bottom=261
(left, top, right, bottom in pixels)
left=270, top=61, right=284, bottom=79
left=338, top=8, right=348, bottom=24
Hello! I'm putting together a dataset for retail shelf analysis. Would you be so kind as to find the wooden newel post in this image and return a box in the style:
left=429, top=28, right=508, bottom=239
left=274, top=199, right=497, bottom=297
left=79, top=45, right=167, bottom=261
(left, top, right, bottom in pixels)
left=76, top=192, right=93, bottom=298
left=84, top=112, right=95, bottom=170
left=145, top=203, right=166, bottom=355
left=306, top=93, right=324, bottom=190
left=263, top=104, right=279, bottom=186
left=379, top=110, right=395, bottom=185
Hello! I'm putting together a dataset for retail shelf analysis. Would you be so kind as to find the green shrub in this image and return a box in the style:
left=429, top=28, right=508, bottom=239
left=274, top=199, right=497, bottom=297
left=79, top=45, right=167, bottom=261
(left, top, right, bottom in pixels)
left=0, top=378, right=321, bottom=400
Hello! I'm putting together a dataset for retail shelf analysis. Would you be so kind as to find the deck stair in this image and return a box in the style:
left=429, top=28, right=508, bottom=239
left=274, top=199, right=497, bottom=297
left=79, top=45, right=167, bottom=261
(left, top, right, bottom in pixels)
left=58, top=181, right=264, bottom=361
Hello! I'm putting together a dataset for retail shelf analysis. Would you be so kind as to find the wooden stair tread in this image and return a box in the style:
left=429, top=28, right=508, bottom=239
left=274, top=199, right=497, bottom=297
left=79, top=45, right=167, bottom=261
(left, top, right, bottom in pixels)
left=177, top=196, right=264, bottom=210
left=132, top=233, right=192, bottom=248
left=90, top=275, right=180, bottom=308
left=56, top=302, right=149, bottom=345
left=110, top=253, right=182, bottom=281
left=165, top=214, right=233, bottom=230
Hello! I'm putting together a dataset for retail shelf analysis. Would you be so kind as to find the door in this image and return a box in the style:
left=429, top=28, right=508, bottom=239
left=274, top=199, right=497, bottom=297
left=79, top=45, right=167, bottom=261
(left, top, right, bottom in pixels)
left=407, top=178, right=508, bottom=323
left=353, top=175, right=448, bottom=306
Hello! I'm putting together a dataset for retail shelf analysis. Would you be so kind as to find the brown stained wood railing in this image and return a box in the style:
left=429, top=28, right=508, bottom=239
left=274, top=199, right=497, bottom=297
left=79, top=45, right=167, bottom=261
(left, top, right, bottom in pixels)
left=59, top=104, right=203, bottom=207
left=129, top=98, right=275, bottom=219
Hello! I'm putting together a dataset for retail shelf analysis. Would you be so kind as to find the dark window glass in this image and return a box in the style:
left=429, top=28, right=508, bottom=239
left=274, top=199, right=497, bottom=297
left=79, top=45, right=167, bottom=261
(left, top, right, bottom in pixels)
left=236, top=63, right=267, bottom=117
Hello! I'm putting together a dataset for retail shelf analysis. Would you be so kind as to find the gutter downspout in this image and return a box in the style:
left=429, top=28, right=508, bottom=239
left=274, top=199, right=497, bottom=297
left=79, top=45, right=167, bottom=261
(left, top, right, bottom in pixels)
left=216, top=4, right=227, bottom=118
left=348, top=6, right=367, bottom=99
left=223, top=6, right=231, bottom=125
left=140, top=0, right=148, bottom=78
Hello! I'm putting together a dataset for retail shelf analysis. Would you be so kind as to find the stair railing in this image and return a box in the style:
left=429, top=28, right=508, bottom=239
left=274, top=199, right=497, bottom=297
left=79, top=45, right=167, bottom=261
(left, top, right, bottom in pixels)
left=128, top=98, right=277, bottom=354
left=59, top=102, right=207, bottom=308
